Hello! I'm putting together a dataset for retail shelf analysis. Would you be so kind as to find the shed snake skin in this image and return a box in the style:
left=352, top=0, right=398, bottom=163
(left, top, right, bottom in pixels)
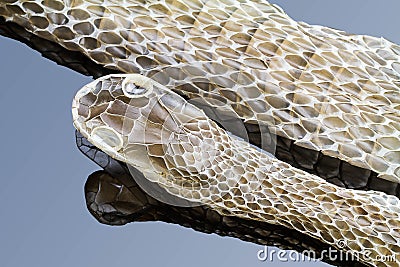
left=0, top=0, right=399, bottom=266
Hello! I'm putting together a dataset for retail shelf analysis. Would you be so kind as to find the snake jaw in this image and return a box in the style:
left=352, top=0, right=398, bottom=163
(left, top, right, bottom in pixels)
left=73, top=73, right=231, bottom=201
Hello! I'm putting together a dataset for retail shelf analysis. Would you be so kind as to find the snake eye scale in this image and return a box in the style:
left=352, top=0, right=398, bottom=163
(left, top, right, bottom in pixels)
left=1, top=1, right=399, bottom=266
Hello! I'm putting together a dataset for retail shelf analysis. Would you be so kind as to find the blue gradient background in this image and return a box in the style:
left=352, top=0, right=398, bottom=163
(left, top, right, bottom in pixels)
left=0, top=1, right=399, bottom=266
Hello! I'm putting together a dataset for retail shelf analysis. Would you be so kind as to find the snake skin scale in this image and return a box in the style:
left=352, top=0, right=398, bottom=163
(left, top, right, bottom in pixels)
left=0, top=0, right=399, bottom=185
left=0, top=1, right=399, bottom=266
left=72, top=74, right=400, bottom=267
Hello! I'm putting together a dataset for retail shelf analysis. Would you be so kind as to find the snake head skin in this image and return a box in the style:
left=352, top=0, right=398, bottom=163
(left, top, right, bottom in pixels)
left=72, top=74, right=226, bottom=193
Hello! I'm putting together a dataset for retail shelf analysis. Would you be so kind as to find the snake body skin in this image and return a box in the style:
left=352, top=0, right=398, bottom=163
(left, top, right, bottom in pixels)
left=1, top=0, right=399, bottom=185
left=1, top=0, right=400, bottom=266
left=72, top=74, right=400, bottom=267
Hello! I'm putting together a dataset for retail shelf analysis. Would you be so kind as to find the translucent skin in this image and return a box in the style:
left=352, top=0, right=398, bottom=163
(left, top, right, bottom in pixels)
left=73, top=74, right=400, bottom=267
left=1, top=0, right=399, bottom=184
left=1, top=0, right=399, bottom=265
